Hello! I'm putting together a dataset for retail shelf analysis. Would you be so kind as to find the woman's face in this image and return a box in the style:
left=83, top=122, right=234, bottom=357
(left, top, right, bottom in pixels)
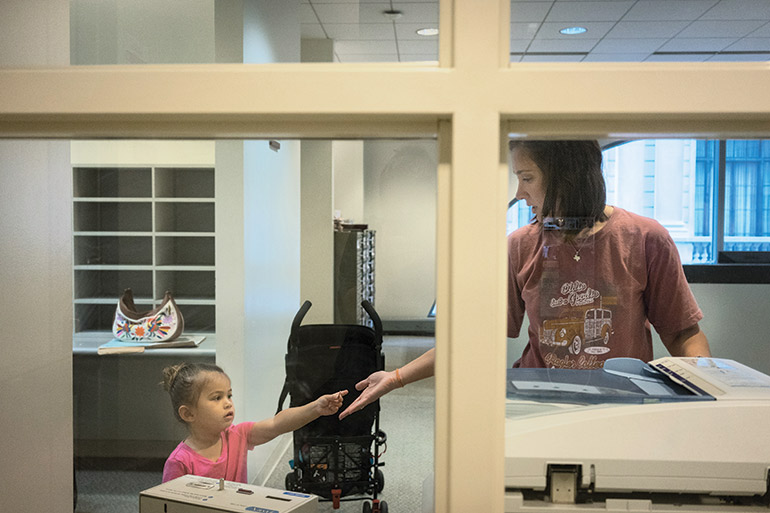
left=512, top=147, right=546, bottom=221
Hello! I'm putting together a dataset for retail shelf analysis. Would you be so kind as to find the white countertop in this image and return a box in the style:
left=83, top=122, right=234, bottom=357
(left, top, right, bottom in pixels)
left=72, top=331, right=216, bottom=357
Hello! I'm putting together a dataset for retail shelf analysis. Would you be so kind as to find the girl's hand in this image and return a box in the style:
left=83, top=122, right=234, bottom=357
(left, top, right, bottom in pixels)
left=315, top=390, right=348, bottom=416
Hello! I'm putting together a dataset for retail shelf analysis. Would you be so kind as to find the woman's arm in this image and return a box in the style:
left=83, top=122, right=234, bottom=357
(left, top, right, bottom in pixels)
left=249, top=390, right=347, bottom=446
left=338, top=347, right=435, bottom=420
left=659, top=322, right=712, bottom=358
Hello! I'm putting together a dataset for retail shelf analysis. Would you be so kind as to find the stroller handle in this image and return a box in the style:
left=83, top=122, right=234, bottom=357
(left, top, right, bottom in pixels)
left=290, top=300, right=313, bottom=340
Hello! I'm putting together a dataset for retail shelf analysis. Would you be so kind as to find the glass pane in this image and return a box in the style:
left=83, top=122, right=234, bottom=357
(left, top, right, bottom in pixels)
left=70, top=1, right=439, bottom=65
left=66, top=138, right=436, bottom=513
left=723, top=139, right=770, bottom=254
left=510, top=0, right=770, bottom=63
left=601, top=139, right=713, bottom=264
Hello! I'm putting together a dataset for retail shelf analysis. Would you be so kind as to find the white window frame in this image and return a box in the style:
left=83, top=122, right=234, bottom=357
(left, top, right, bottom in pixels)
left=3, top=1, right=770, bottom=511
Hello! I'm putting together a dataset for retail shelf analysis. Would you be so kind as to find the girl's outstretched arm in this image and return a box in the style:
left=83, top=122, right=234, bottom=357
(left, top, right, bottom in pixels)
left=248, top=390, right=348, bottom=446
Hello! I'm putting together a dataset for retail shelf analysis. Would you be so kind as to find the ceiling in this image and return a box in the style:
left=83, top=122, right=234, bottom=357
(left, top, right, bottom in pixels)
left=300, top=0, right=770, bottom=63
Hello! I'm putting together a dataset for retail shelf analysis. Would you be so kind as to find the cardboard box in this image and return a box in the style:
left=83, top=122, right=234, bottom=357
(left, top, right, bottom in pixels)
left=140, top=474, right=317, bottom=513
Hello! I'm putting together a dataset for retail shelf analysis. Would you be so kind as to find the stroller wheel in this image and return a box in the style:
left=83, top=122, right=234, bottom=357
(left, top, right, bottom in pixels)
left=367, top=500, right=388, bottom=513
left=375, top=468, right=385, bottom=493
left=285, top=472, right=297, bottom=491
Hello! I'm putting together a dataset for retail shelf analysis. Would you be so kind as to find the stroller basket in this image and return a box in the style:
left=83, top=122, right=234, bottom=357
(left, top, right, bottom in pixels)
left=277, top=300, right=388, bottom=511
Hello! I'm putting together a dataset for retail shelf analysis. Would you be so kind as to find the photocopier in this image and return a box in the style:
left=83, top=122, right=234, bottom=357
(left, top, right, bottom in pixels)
left=505, top=357, right=770, bottom=512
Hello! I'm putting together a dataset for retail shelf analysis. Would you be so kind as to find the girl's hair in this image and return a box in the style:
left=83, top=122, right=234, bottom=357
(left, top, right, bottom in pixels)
left=161, top=362, right=227, bottom=423
left=509, top=140, right=607, bottom=238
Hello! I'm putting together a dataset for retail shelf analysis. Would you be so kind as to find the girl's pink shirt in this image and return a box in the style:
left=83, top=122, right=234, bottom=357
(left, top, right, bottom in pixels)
left=162, top=422, right=256, bottom=484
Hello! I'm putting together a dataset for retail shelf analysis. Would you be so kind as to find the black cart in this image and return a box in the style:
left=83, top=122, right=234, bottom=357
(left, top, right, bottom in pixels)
left=277, top=300, right=388, bottom=513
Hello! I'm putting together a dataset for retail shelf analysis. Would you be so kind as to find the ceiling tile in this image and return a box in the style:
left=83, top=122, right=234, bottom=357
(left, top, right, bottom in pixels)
left=323, top=23, right=395, bottom=40
left=520, top=54, right=586, bottom=62
left=511, top=22, right=541, bottom=39
left=658, top=38, right=736, bottom=52
left=751, top=22, right=770, bottom=37
left=700, top=0, right=770, bottom=20
left=645, top=53, right=711, bottom=61
left=592, top=38, right=668, bottom=53
left=391, top=2, right=440, bottom=23
left=334, top=39, right=398, bottom=54
left=724, top=37, right=770, bottom=51
left=678, top=20, right=766, bottom=38
left=707, top=52, right=770, bottom=61
left=398, top=39, right=438, bottom=54
left=510, top=39, right=533, bottom=52
left=510, top=1, right=552, bottom=23
left=359, top=3, right=403, bottom=23
left=301, top=24, right=327, bottom=38
left=300, top=3, right=318, bottom=23
left=545, top=1, right=635, bottom=22
left=606, top=20, right=689, bottom=38
left=312, top=3, right=362, bottom=24
left=527, top=38, right=599, bottom=52
left=623, top=0, right=718, bottom=21
left=582, top=53, right=651, bottom=62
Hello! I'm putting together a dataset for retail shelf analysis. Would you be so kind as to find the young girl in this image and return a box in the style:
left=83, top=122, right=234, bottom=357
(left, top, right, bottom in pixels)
left=161, top=362, right=347, bottom=483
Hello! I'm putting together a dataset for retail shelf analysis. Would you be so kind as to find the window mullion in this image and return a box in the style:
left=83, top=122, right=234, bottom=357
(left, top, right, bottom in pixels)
left=716, top=140, right=726, bottom=258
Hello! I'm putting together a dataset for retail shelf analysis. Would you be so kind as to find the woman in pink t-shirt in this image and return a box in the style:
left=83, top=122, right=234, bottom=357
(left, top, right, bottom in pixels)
left=160, top=362, right=346, bottom=483
left=507, top=140, right=712, bottom=368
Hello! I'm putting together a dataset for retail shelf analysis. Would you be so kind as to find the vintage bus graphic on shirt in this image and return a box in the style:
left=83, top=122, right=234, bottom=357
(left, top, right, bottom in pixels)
left=539, top=307, right=613, bottom=355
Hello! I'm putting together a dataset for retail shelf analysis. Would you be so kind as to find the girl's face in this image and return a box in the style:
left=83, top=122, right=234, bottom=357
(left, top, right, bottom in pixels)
left=512, top=147, right=547, bottom=221
left=188, top=372, right=234, bottom=434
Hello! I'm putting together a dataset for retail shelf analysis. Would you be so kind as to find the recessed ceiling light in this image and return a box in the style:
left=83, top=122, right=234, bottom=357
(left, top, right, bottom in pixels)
left=416, top=28, right=439, bottom=37
left=560, top=26, right=587, bottom=35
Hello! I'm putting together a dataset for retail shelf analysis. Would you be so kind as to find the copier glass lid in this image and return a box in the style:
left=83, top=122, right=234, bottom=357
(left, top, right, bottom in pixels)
left=507, top=357, right=770, bottom=411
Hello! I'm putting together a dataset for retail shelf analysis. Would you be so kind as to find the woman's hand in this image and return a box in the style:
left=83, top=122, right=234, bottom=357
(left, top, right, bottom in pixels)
left=314, top=390, right=348, bottom=416
left=338, top=370, right=399, bottom=420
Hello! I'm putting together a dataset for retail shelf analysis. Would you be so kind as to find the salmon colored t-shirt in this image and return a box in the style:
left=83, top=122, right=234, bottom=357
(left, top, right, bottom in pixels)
left=162, top=422, right=255, bottom=483
left=508, top=207, right=702, bottom=369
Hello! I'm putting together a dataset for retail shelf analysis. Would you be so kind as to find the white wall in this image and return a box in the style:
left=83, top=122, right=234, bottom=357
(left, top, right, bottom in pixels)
left=0, top=1, right=72, bottom=511
left=364, top=140, right=437, bottom=320
left=70, top=0, right=215, bottom=64
left=301, top=141, right=335, bottom=324
left=334, top=140, right=365, bottom=223
left=685, top=284, right=770, bottom=375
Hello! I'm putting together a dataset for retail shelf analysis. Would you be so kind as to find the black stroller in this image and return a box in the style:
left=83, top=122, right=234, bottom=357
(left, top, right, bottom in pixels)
left=277, top=300, right=389, bottom=513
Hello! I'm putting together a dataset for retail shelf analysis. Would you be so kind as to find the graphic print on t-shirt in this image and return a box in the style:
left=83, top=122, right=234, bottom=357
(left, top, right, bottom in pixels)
left=538, top=278, right=615, bottom=369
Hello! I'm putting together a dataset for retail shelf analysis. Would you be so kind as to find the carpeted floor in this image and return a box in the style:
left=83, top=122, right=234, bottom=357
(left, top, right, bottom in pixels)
left=74, top=335, right=435, bottom=513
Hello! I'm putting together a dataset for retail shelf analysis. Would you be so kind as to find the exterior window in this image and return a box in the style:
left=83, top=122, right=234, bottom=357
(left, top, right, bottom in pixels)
left=506, top=139, right=770, bottom=264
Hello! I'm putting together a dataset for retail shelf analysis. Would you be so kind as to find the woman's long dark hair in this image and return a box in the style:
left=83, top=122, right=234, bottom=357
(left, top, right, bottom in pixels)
left=510, top=140, right=607, bottom=238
